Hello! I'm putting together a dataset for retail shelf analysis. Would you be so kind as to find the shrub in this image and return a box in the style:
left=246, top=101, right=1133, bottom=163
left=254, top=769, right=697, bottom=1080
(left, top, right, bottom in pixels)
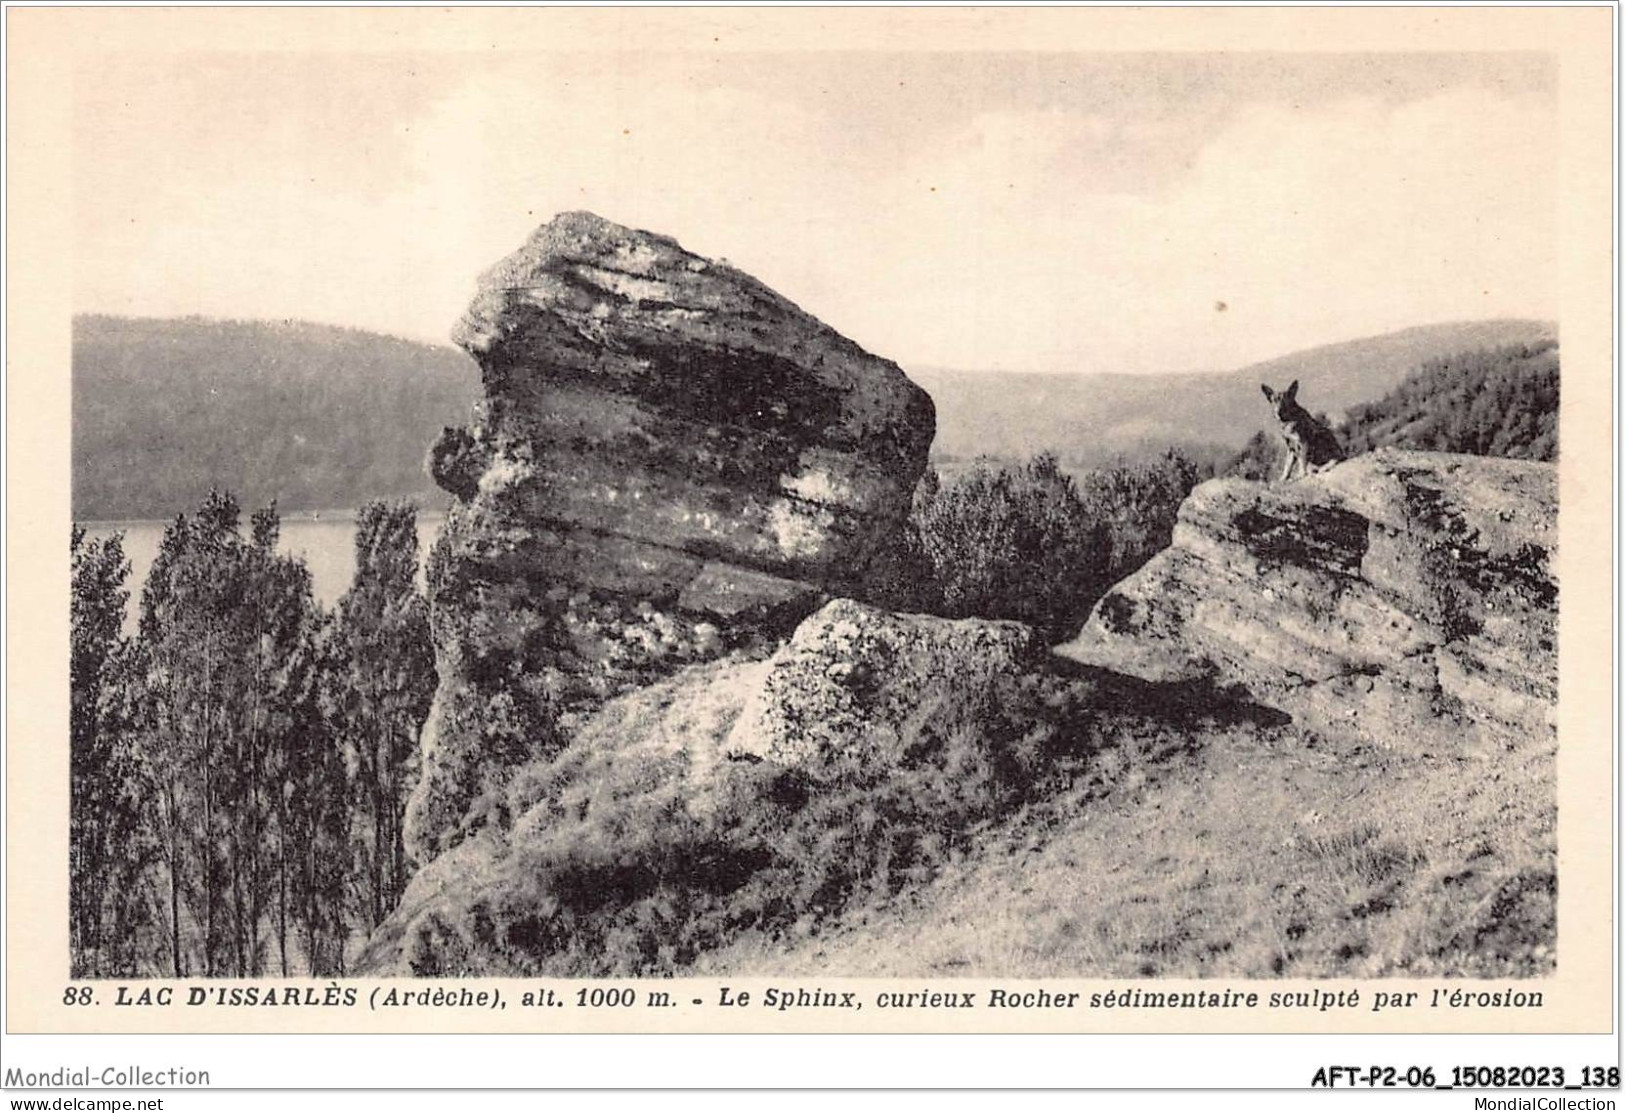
left=910, top=450, right=1203, bottom=641
left=1077, top=450, right=1205, bottom=585
left=1224, top=429, right=1286, bottom=482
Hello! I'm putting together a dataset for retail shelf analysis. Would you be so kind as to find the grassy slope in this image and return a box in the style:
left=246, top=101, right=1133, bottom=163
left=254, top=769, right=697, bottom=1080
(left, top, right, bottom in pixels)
left=706, top=707, right=1555, bottom=979
left=361, top=550, right=1555, bottom=980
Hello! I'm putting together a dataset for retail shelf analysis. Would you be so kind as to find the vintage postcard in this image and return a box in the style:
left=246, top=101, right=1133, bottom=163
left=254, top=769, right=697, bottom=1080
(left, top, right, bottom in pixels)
left=4, top=3, right=1617, bottom=1089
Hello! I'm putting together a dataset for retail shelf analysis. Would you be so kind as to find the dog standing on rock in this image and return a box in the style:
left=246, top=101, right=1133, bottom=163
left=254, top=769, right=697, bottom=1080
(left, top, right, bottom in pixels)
left=1261, top=379, right=1344, bottom=482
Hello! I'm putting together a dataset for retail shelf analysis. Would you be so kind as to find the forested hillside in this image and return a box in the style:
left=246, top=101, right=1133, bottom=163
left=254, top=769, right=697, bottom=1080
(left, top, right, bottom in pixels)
left=72, top=316, right=479, bottom=520
left=915, top=319, right=1556, bottom=467
left=1339, top=340, right=1558, bottom=461
left=1226, top=340, right=1559, bottom=480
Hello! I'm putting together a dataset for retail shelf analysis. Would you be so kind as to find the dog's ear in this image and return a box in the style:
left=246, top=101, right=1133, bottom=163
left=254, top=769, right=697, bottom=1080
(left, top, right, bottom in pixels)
left=1285, top=379, right=1299, bottom=402
left=1260, top=384, right=1275, bottom=401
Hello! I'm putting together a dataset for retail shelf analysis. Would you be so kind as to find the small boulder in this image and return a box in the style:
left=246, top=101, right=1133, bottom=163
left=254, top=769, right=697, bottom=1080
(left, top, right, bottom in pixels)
left=727, top=598, right=1045, bottom=769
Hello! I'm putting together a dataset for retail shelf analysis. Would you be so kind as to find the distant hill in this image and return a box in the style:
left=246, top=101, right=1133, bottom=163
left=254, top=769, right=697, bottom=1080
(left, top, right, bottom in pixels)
left=912, top=319, right=1557, bottom=468
left=73, top=316, right=480, bottom=520
left=72, top=314, right=1556, bottom=520
left=1340, top=339, right=1559, bottom=461
left=1225, top=338, right=1560, bottom=480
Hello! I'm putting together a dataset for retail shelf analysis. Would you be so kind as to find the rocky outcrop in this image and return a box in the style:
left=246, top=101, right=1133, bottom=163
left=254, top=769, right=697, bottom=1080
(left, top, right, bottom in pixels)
left=359, top=656, right=765, bottom=976
left=371, top=446, right=1560, bottom=977
left=405, top=212, right=935, bottom=858
left=1059, top=449, right=1556, bottom=756
left=362, top=602, right=1046, bottom=976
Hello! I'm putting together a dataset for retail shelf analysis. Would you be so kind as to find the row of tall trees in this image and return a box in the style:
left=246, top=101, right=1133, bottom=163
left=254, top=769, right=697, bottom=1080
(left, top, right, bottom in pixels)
left=70, top=495, right=434, bottom=978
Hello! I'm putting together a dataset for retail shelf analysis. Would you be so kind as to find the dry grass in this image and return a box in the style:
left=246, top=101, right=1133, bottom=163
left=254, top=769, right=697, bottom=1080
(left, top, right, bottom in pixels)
left=710, top=708, right=1556, bottom=979
left=374, top=652, right=1556, bottom=980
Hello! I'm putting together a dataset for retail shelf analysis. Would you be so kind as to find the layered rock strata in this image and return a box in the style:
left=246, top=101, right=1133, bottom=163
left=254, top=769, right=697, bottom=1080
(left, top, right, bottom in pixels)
left=1060, top=449, right=1557, bottom=756
left=405, top=212, right=935, bottom=857
left=725, top=598, right=1043, bottom=768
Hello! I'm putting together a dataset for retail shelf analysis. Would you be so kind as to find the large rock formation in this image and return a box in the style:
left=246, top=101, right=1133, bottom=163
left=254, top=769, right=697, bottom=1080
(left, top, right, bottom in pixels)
left=1060, top=449, right=1557, bottom=756
left=406, top=212, right=935, bottom=858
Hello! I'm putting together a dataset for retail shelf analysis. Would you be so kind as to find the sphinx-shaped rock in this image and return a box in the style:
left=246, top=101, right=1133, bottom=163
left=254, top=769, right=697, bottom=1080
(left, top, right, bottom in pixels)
left=1059, top=449, right=1556, bottom=756
left=405, top=212, right=935, bottom=858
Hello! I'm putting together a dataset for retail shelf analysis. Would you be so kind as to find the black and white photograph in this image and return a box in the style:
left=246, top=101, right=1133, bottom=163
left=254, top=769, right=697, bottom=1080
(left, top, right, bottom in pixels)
left=6, top=5, right=1616, bottom=1077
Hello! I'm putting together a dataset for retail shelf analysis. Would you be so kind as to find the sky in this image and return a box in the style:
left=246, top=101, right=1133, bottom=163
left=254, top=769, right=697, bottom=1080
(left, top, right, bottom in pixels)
left=73, top=50, right=1557, bottom=375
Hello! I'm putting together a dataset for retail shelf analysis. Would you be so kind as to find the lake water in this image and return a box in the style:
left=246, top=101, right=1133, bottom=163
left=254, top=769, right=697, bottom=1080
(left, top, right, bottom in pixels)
left=82, top=512, right=446, bottom=629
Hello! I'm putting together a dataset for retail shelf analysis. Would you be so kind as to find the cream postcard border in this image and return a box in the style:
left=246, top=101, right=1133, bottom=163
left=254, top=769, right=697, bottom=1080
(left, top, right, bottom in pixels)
left=4, top=5, right=1615, bottom=1036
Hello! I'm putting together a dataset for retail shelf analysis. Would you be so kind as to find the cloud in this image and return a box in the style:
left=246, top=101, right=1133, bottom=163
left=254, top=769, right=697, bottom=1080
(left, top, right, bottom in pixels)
left=73, top=56, right=1557, bottom=373
left=833, top=86, right=1556, bottom=372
